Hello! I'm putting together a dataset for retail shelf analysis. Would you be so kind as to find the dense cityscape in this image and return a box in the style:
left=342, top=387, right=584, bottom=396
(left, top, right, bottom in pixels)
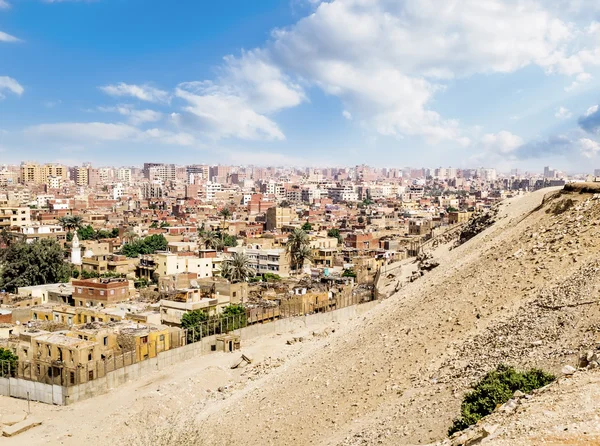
left=4, top=0, right=600, bottom=444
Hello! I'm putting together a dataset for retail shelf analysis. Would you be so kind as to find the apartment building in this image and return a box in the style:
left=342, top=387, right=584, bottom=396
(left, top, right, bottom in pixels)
left=266, top=206, right=295, bottom=231
left=71, top=278, right=131, bottom=307
left=227, top=245, right=291, bottom=277
left=19, top=162, right=68, bottom=185
left=0, top=206, right=31, bottom=229
left=154, top=252, right=213, bottom=279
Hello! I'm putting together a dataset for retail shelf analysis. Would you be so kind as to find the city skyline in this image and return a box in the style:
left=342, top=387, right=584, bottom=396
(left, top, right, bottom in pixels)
left=1, top=1, right=600, bottom=171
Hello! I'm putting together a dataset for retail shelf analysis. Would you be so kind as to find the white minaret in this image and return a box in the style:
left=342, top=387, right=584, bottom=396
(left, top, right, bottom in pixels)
left=71, top=231, right=82, bottom=265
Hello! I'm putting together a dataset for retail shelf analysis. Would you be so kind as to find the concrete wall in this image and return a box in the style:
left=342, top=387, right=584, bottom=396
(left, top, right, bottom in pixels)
left=234, top=299, right=380, bottom=341
left=4, top=299, right=381, bottom=405
left=0, top=376, right=64, bottom=405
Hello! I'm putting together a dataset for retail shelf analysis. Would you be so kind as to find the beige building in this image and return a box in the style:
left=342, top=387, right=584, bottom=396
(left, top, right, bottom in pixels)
left=0, top=206, right=31, bottom=229
left=154, top=252, right=213, bottom=279
left=227, top=245, right=291, bottom=277
left=20, top=162, right=68, bottom=185
left=266, top=207, right=295, bottom=231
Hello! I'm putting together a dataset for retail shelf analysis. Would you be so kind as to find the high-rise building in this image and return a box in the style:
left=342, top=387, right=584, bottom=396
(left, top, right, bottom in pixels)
left=116, top=168, right=132, bottom=185
left=147, top=164, right=176, bottom=182
left=75, top=166, right=89, bottom=186
left=19, top=162, right=68, bottom=185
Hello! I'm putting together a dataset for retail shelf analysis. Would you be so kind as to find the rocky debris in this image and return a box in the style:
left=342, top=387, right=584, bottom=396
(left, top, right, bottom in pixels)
left=240, top=356, right=286, bottom=381
left=456, top=207, right=499, bottom=246
left=410, top=252, right=441, bottom=282
left=287, top=336, right=304, bottom=345
left=562, top=365, right=576, bottom=376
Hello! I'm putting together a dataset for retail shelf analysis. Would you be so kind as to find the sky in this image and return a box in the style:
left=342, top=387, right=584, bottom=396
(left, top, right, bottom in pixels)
left=1, top=0, right=600, bottom=172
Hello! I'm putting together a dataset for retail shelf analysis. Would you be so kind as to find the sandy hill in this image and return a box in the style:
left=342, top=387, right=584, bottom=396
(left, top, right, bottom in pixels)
left=4, top=185, right=600, bottom=446
left=193, top=186, right=600, bottom=445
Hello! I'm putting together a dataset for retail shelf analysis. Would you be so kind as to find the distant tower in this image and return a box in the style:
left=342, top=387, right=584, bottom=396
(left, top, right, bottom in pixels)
left=71, top=231, right=82, bottom=265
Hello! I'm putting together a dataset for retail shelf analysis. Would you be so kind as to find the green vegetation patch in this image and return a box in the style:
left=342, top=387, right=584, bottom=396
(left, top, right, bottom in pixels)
left=448, top=364, right=555, bottom=436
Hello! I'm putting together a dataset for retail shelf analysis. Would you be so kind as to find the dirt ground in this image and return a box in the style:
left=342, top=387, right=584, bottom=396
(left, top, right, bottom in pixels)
left=7, top=186, right=600, bottom=446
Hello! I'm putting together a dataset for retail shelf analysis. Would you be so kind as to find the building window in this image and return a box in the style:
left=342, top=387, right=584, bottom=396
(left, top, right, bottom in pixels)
left=140, top=336, right=148, bottom=344
left=103, top=337, right=108, bottom=346
left=159, top=335, right=165, bottom=341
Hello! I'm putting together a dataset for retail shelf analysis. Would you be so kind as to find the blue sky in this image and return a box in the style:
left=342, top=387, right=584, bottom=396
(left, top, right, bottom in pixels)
left=1, top=0, right=600, bottom=172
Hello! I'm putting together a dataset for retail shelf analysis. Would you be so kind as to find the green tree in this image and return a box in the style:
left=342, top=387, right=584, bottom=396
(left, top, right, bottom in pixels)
left=301, top=221, right=312, bottom=231
left=357, top=216, right=365, bottom=224
left=448, top=365, right=555, bottom=435
left=286, top=228, right=312, bottom=273
left=342, top=268, right=356, bottom=278
left=221, top=304, right=247, bottom=330
left=181, top=310, right=209, bottom=342
left=120, top=234, right=168, bottom=258
left=221, top=233, right=238, bottom=247
left=159, top=221, right=171, bottom=228
left=0, top=239, right=70, bottom=292
left=327, top=228, right=343, bottom=244
left=220, top=251, right=256, bottom=283
left=77, top=225, right=96, bottom=240
left=0, top=348, right=18, bottom=377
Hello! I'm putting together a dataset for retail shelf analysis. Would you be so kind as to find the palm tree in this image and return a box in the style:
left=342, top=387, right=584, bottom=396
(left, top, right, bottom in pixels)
left=219, top=208, right=232, bottom=221
left=286, top=228, right=312, bottom=273
left=220, top=251, right=255, bottom=283
left=123, top=230, right=138, bottom=243
left=58, top=215, right=83, bottom=232
left=201, top=230, right=223, bottom=251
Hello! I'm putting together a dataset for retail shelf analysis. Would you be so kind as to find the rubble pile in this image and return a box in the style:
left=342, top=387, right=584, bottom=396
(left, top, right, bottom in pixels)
left=456, top=207, right=499, bottom=246
left=409, top=252, right=440, bottom=282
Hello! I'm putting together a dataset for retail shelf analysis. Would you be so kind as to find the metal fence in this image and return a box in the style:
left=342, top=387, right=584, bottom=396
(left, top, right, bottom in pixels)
left=0, top=286, right=373, bottom=387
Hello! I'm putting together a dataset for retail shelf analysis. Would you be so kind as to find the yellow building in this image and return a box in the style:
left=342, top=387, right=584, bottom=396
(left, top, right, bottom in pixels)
left=19, top=162, right=68, bottom=185
left=0, top=206, right=31, bottom=229
left=266, top=207, right=295, bottom=231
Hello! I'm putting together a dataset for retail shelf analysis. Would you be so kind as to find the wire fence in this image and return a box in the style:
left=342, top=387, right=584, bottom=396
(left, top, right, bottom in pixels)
left=0, top=287, right=374, bottom=387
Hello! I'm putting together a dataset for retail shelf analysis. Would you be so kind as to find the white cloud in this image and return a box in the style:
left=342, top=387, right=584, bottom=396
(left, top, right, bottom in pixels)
left=585, top=105, right=599, bottom=116
left=260, top=0, right=590, bottom=144
left=565, top=72, right=592, bottom=91
left=26, top=122, right=195, bottom=146
left=0, top=76, right=24, bottom=99
left=555, top=106, right=572, bottom=119
left=100, top=83, right=170, bottom=103
left=579, top=138, right=600, bottom=157
left=0, top=31, right=20, bottom=43
left=481, top=131, right=524, bottom=155
left=174, top=82, right=286, bottom=141
left=169, top=0, right=599, bottom=147
left=342, top=110, right=352, bottom=120
left=0, top=1, right=9, bottom=9
left=172, top=49, right=304, bottom=141
left=98, top=104, right=163, bottom=125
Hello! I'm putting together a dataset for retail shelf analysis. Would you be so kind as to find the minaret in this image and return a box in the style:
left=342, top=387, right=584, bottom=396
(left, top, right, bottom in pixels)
left=71, top=231, right=82, bottom=265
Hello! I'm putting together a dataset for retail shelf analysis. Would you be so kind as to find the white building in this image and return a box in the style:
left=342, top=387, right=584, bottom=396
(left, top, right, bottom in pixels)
left=116, top=168, right=132, bottom=185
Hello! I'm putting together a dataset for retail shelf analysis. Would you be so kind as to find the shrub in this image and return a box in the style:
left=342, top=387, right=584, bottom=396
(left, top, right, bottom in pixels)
left=448, top=364, right=555, bottom=435
left=0, top=348, right=18, bottom=377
